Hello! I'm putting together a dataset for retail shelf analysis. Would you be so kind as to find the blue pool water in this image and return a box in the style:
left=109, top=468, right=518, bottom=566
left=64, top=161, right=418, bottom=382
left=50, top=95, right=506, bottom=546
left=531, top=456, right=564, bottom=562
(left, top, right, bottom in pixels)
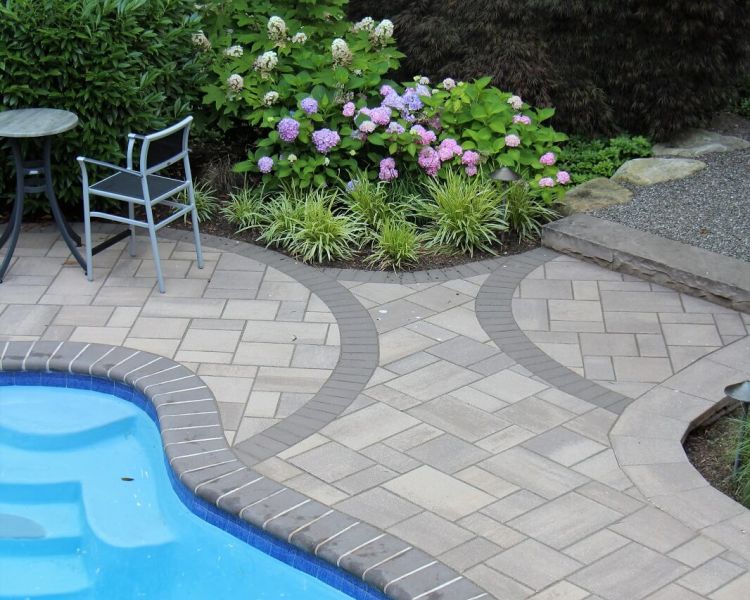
left=0, top=385, right=356, bottom=600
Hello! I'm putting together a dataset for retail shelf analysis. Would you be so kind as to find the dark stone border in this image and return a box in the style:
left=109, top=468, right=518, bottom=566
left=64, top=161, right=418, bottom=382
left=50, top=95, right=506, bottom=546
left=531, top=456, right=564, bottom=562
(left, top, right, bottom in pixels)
left=0, top=341, right=492, bottom=600
left=160, top=229, right=380, bottom=466
left=475, top=248, right=633, bottom=415
left=542, top=214, right=750, bottom=312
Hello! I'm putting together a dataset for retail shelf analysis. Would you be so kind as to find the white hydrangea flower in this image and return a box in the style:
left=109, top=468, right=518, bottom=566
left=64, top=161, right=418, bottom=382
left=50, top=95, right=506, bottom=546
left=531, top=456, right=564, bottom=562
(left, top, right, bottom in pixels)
left=331, top=38, right=353, bottom=66
left=224, top=45, right=243, bottom=58
left=288, top=154, right=298, bottom=163
left=370, top=19, right=394, bottom=45
left=267, top=16, right=288, bottom=44
left=352, top=17, right=375, bottom=32
left=291, top=31, right=307, bottom=44
left=191, top=31, right=211, bottom=51
left=507, top=95, right=524, bottom=110
left=254, top=51, right=278, bottom=78
left=324, top=157, right=330, bottom=166
left=413, top=75, right=430, bottom=85
left=227, top=73, right=244, bottom=93
left=263, top=91, right=280, bottom=106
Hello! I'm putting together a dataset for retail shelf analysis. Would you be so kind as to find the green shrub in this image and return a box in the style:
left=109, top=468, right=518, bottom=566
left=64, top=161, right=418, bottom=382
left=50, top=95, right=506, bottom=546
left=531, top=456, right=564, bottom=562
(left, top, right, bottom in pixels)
left=558, top=135, right=652, bottom=184
left=343, top=173, right=404, bottom=230
left=222, top=186, right=268, bottom=232
left=503, top=182, right=557, bottom=241
left=366, top=218, right=423, bottom=270
left=0, top=0, right=207, bottom=214
left=258, top=187, right=307, bottom=249
left=349, top=1, right=750, bottom=140
left=735, top=418, right=750, bottom=506
left=735, top=76, right=750, bottom=118
left=417, top=170, right=507, bottom=256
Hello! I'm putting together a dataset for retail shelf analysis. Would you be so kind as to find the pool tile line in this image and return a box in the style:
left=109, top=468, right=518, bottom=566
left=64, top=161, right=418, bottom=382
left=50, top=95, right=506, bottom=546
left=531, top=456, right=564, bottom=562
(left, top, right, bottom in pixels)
left=0, top=341, right=493, bottom=600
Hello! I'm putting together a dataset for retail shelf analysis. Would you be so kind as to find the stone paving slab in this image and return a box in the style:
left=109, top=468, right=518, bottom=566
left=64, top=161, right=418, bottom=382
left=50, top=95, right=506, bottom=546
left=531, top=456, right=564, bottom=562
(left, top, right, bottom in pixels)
left=2, top=223, right=749, bottom=600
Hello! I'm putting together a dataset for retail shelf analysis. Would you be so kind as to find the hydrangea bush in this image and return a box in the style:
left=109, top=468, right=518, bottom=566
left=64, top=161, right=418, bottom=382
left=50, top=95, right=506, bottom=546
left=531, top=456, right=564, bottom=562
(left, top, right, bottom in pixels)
left=199, top=1, right=569, bottom=201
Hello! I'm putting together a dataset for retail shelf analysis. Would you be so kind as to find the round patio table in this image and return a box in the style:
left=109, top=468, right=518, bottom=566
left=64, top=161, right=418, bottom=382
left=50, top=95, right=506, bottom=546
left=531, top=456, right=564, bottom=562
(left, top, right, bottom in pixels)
left=0, top=108, right=86, bottom=281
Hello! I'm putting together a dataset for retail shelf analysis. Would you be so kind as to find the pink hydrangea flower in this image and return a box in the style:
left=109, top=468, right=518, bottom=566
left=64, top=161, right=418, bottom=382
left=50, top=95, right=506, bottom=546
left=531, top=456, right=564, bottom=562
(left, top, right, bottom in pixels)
left=418, top=147, right=441, bottom=176
left=379, top=157, right=398, bottom=181
left=540, top=152, right=556, bottom=166
left=410, top=125, right=436, bottom=145
left=504, top=134, right=521, bottom=148
left=538, top=177, right=555, bottom=188
left=461, top=150, right=480, bottom=166
left=556, top=170, right=571, bottom=185
left=437, top=138, right=463, bottom=161
left=358, top=120, right=376, bottom=134
left=512, top=114, right=532, bottom=125
left=257, top=156, right=273, bottom=173
left=277, top=117, right=300, bottom=142
left=370, top=106, right=392, bottom=126
left=442, top=78, right=456, bottom=90
left=465, top=164, right=478, bottom=176
left=380, top=84, right=396, bottom=97
left=342, top=102, right=356, bottom=117
left=427, top=116, right=442, bottom=131
left=312, top=129, right=340, bottom=154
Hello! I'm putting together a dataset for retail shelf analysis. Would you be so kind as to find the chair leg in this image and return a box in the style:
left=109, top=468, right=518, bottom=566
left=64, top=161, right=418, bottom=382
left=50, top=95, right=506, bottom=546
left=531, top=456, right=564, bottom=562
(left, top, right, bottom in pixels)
left=187, top=182, right=204, bottom=269
left=128, top=201, right=136, bottom=257
left=145, top=205, right=165, bottom=293
left=82, top=188, right=94, bottom=282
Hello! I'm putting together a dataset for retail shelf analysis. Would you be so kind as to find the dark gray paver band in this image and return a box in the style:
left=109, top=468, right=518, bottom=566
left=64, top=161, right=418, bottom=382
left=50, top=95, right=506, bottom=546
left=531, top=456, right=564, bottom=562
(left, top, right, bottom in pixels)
left=160, top=229, right=381, bottom=466
left=475, top=247, right=633, bottom=415
left=0, top=341, right=492, bottom=600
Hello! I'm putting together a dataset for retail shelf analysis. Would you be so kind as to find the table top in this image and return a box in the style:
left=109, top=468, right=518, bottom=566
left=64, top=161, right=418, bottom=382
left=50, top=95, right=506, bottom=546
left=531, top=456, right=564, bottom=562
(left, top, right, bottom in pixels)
left=0, top=108, right=78, bottom=138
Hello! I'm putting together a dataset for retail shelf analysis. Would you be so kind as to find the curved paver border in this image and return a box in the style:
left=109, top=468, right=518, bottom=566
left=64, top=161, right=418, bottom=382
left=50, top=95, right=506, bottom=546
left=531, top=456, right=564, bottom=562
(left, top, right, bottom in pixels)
left=610, top=337, right=750, bottom=561
left=0, top=340, right=492, bottom=600
left=475, top=247, right=633, bottom=414
left=160, top=229, right=380, bottom=466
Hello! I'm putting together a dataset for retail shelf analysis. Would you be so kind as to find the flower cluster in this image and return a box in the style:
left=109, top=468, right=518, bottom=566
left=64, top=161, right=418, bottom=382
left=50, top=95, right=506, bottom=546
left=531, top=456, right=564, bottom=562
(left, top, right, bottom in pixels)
left=512, top=114, right=532, bottom=125
left=379, top=157, right=398, bottom=182
left=263, top=91, right=280, bottom=106
left=312, top=129, right=341, bottom=154
left=331, top=38, right=353, bottom=67
left=192, top=31, right=211, bottom=51
left=461, top=151, right=481, bottom=176
left=227, top=74, right=244, bottom=94
left=268, top=16, right=288, bottom=45
left=437, top=138, right=463, bottom=161
left=410, top=125, right=437, bottom=145
left=300, top=97, right=319, bottom=115
left=507, top=95, right=524, bottom=111
left=504, top=134, right=521, bottom=148
left=441, top=78, right=456, bottom=90
left=224, top=45, right=243, bottom=58
left=418, top=147, right=441, bottom=177
left=370, top=19, right=394, bottom=46
left=291, top=31, right=308, bottom=44
left=254, top=51, right=278, bottom=78
left=278, top=117, right=300, bottom=142
left=342, top=102, right=356, bottom=117
left=352, top=17, right=375, bottom=32
left=258, top=156, right=274, bottom=173
left=540, top=152, right=556, bottom=166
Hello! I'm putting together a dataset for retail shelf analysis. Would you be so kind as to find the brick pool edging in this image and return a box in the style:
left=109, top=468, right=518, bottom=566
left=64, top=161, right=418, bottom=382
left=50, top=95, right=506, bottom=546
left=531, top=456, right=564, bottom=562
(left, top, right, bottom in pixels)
left=0, top=340, right=493, bottom=600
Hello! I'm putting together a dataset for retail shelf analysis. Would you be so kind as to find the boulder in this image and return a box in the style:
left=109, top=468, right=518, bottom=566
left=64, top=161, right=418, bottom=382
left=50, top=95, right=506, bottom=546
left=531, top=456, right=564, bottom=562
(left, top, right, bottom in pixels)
left=612, top=158, right=706, bottom=186
left=559, top=178, right=633, bottom=215
left=653, top=128, right=750, bottom=158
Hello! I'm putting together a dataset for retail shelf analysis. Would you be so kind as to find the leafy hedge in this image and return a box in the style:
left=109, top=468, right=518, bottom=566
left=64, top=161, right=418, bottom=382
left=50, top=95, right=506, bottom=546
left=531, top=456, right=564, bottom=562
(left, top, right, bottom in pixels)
left=348, top=0, right=750, bottom=140
left=0, top=0, right=207, bottom=213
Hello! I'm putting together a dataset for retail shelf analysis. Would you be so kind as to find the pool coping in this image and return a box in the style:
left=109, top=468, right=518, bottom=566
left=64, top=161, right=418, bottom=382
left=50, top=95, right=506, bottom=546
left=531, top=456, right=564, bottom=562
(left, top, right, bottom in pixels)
left=0, top=340, right=492, bottom=600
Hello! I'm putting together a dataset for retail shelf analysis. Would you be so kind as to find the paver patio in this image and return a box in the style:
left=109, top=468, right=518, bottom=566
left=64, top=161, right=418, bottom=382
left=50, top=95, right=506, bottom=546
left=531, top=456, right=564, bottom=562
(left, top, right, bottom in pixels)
left=1, top=222, right=749, bottom=600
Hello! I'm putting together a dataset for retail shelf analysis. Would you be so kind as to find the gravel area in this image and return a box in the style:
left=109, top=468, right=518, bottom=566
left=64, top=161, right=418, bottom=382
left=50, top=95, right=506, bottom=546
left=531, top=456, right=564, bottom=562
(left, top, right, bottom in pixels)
left=593, top=114, right=750, bottom=263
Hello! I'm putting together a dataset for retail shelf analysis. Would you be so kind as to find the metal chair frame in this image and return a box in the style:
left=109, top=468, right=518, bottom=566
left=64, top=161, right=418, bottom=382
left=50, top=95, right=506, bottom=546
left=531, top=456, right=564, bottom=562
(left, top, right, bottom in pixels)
left=77, top=116, right=203, bottom=293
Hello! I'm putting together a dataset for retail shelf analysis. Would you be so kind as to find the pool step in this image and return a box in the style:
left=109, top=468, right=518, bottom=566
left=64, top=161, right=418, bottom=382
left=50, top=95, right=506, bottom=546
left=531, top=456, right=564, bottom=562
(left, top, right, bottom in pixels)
left=0, top=555, right=93, bottom=599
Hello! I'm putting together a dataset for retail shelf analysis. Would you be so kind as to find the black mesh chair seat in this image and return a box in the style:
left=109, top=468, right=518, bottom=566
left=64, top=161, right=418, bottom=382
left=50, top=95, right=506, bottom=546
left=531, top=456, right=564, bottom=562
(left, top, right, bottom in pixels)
left=89, top=172, right=186, bottom=201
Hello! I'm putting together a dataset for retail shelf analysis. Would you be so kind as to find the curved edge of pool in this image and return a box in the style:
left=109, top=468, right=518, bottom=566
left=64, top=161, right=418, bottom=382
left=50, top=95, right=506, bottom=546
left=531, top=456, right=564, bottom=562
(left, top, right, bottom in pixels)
left=0, top=341, right=492, bottom=600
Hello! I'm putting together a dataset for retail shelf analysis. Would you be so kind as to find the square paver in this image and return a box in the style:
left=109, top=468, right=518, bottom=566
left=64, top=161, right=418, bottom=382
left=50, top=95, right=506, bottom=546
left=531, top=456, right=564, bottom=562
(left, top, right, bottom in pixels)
left=661, top=323, right=722, bottom=346
left=408, top=395, right=511, bottom=442
left=334, top=487, right=421, bottom=529
left=548, top=300, right=603, bottom=322
left=497, top=397, right=574, bottom=433
left=509, top=492, right=621, bottom=549
left=488, top=539, right=582, bottom=591
left=387, top=511, right=474, bottom=555
left=407, top=433, right=490, bottom=473
left=426, top=335, right=498, bottom=367
left=321, top=403, right=419, bottom=450
left=604, top=311, right=661, bottom=333
left=290, top=441, right=375, bottom=483
left=384, top=465, right=494, bottom=520
left=522, top=427, right=607, bottom=466
left=471, top=369, right=547, bottom=403
left=612, top=356, right=672, bottom=382
left=580, top=333, right=638, bottom=356
left=385, top=360, right=481, bottom=401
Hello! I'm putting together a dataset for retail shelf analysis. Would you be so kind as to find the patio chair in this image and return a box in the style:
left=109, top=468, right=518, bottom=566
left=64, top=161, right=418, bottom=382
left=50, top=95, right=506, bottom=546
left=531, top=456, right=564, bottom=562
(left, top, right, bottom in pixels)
left=77, top=116, right=203, bottom=293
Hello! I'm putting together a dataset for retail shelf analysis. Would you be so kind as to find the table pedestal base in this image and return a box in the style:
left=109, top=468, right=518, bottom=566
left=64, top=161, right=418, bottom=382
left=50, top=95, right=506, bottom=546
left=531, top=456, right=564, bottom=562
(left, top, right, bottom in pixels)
left=1, top=137, right=86, bottom=281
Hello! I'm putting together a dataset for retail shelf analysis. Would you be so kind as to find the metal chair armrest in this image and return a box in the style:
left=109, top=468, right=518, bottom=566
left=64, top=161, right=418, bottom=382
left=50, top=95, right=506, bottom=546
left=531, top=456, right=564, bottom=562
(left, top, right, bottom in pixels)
left=76, top=157, right=141, bottom=177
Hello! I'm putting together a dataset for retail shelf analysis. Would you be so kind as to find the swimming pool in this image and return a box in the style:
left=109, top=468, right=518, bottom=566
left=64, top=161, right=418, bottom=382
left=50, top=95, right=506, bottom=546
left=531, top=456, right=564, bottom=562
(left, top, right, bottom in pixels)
left=0, top=384, right=357, bottom=600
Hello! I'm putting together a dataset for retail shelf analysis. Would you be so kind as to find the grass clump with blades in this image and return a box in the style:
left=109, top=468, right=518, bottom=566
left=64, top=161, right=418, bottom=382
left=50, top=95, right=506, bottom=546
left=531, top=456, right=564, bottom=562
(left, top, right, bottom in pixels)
left=503, top=181, right=557, bottom=241
left=366, top=218, right=424, bottom=270
left=417, top=170, right=507, bottom=256
left=222, top=185, right=268, bottom=233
